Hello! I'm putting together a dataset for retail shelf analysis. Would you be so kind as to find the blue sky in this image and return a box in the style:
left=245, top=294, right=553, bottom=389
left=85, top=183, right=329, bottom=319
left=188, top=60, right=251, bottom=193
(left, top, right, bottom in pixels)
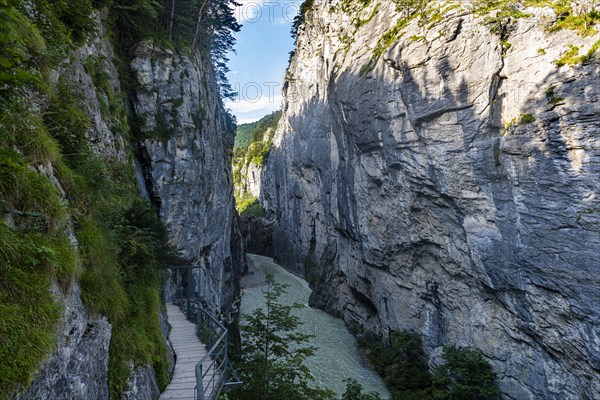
left=225, top=0, right=300, bottom=124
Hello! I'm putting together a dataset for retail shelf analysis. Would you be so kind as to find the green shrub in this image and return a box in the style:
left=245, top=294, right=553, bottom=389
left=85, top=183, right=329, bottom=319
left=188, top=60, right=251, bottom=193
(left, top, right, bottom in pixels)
left=341, top=378, right=382, bottom=400
left=0, top=148, right=66, bottom=227
left=44, top=79, right=92, bottom=168
left=0, top=2, right=181, bottom=399
left=230, top=274, right=335, bottom=400
left=0, top=225, right=65, bottom=399
left=432, top=346, right=500, bottom=400
left=357, top=333, right=499, bottom=400
left=357, top=330, right=432, bottom=399
left=555, top=44, right=582, bottom=67
left=545, top=85, right=565, bottom=105
left=78, top=218, right=129, bottom=321
left=392, top=0, right=427, bottom=17
left=0, top=0, right=44, bottom=91
left=291, top=0, right=315, bottom=40
left=237, top=195, right=266, bottom=219
left=519, top=113, right=536, bottom=125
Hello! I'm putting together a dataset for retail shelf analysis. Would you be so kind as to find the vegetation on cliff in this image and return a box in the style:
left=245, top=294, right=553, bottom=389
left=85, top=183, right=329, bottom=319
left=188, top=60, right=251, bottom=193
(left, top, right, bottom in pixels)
left=357, top=331, right=499, bottom=400
left=232, top=111, right=280, bottom=218
left=0, top=0, right=220, bottom=398
left=298, top=0, right=600, bottom=75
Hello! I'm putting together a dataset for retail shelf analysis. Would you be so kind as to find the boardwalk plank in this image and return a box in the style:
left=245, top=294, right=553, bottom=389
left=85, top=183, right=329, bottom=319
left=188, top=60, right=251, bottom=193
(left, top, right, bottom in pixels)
left=159, top=304, right=219, bottom=400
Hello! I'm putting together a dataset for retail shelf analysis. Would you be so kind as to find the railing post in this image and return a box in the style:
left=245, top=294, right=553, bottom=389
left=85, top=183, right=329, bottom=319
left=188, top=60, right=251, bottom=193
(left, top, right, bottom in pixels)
left=196, top=363, right=205, bottom=400
left=224, top=335, right=228, bottom=378
left=168, top=266, right=237, bottom=399
left=186, top=269, right=191, bottom=318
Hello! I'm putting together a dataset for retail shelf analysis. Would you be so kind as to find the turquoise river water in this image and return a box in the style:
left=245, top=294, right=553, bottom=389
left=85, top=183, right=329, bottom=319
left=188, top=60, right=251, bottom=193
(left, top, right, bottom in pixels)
left=240, top=254, right=390, bottom=398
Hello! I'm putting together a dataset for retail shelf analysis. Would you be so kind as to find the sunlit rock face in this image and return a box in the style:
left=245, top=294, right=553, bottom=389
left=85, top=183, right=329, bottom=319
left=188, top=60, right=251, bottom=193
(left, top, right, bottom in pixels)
left=262, top=1, right=600, bottom=398
left=130, top=40, right=244, bottom=310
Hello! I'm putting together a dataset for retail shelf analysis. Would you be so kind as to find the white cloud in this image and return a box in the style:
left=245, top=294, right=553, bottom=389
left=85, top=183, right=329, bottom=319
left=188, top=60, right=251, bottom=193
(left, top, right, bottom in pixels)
left=233, top=0, right=267, bottom=23
left=233, top=0, right=302, bottom=24
left=236, top=117, right=262, bottom=124
left=225, top=95, right=282, bottom=114
left=225, top=95, right=281, bottom=124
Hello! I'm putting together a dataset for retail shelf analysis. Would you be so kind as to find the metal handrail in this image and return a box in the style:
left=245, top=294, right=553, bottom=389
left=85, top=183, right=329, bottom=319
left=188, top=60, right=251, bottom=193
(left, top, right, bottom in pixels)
left=168, top=266, right=241, bottom=400
left=195, top=306, right=228, bottom=400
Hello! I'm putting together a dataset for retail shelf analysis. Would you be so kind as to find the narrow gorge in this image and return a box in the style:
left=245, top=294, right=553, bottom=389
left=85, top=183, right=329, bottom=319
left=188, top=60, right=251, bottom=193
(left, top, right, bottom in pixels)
left=253, top=1, right=600, bottom=399
left=1, top=0, right=599, bottom=400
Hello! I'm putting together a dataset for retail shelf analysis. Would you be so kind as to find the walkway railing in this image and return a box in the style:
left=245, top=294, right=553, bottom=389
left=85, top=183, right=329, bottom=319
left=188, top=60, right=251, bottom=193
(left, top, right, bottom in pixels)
left=168, top=266, right=241, bottom=400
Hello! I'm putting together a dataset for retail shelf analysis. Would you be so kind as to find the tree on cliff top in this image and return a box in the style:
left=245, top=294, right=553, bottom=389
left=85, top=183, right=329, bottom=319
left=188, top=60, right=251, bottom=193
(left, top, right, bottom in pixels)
left=229, top=273, right=334, bottom=400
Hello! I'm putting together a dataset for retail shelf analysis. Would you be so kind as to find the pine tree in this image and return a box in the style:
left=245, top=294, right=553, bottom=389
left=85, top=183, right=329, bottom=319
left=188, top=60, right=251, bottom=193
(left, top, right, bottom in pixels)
left=341, top=379, right=382, bottom=400
left=432, top=346, right=500, bottom=400
left=230, top=274, right=334, bottom=400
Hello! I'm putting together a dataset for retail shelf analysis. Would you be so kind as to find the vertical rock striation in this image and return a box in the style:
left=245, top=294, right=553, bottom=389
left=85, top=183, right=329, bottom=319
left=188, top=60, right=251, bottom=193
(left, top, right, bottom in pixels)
left=130, top=41, right=243, bottom=309
left=262, top=1, right=600, bottom=399
left=12, top=284, right=111, bottom=400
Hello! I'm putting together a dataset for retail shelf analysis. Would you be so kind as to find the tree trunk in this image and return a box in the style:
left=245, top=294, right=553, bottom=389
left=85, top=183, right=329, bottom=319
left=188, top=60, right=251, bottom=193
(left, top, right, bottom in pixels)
left=192, top=0, right=210, bottom=51
left=168, top=0, right=175, bottom=41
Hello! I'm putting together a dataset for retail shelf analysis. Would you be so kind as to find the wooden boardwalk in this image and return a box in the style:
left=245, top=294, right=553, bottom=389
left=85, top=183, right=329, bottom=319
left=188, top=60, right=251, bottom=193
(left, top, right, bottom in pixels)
left=160, top=304, right=219, bottom=400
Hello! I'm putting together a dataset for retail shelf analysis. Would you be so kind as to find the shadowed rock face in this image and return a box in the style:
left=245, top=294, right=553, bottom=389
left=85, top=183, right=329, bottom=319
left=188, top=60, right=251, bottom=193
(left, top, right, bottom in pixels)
left=12, top=284, right=111, bottom=400
left=262, top=1, right=600, bottom=399
left=130, top=41, right=244, bottom=310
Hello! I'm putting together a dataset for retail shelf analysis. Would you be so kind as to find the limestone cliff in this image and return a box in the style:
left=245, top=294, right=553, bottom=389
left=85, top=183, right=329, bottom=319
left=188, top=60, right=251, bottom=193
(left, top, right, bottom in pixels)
left=262, top=1, right=600, bottom=399
left=12, top=15, right=125, bottom=400
left=131, top=41, right=244, bottom=309
left=5, top=6, right=242, bottom=400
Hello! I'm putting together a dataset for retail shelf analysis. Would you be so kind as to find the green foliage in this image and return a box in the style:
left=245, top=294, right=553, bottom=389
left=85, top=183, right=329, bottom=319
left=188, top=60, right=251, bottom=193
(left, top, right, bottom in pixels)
left=502, top=117, right=517, bottom=135
left=555, top=44, right=582, bottom=66
left=44, top=78, right=92, bottom=168
left=431, top=346, right=500, bottom=400
left=234, top=111, right=281, bottom=151
left=107, top=0, right=240, bottom=98
left=229, top=274, right=335, bottom=400
left=108, top=284, right=171, bottom=397
left=237, top=196, right=267, bottom=219
left=543, top=0, right=600, bottom=36
left=358, top=332, right=499, bottom=400
left=0, top=131, right=76, bottom=398
left=475, top=0, right=600, bottom=37
left=579, top=39, right=600, bottom=63
left=545, top=85, right=565, bottom=105
left=35, top=0, right=98, bottom=43
left=234, top=121, right=259, bottom=150
left=555, top=40, right=600, bottom=66
left=0, top=0, right=44, bottom=92
left=70, top=164, right=179, bottom=398
left=341, top=378, right=382, bottom=400
left=0, top=2, right=183, bottom=395
left=291, top=0, right=315, bottom=40
left=0, top=225, right=63, bottom=399
left=84, top=55, right=128, bottom=129
left=233, top=111, right=280, bottom=210
left=358, top=331, right=433, bottom=399
left=392, top=0, right=427, bottom=17
left=0, top=148, right=66, bottom=227
left=361, top=18, right=409, bottom=75
left=519, top=113, right=536, bottom=125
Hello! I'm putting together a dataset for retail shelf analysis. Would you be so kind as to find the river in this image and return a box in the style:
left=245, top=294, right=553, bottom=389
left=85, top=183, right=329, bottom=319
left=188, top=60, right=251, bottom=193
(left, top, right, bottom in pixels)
left=240, top=254, right=390, bottom=398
